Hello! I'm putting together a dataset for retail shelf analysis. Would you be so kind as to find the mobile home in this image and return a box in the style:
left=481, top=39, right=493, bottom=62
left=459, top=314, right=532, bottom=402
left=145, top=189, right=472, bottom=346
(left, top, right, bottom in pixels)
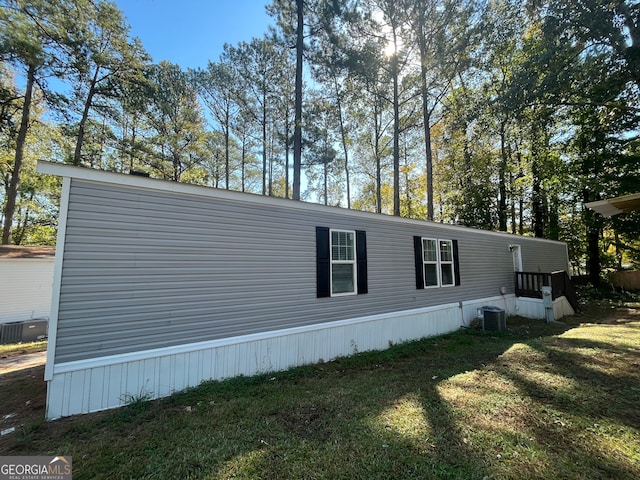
left=37, top=161, right=573, bottom=419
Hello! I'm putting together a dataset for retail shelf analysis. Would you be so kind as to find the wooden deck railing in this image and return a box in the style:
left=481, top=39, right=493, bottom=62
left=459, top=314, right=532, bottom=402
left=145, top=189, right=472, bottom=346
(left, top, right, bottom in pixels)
left=551, top=270, right=581, bottom=312
left=515, top=270, right=580, bottom=312
left=514, top=271, right=551, bottom=299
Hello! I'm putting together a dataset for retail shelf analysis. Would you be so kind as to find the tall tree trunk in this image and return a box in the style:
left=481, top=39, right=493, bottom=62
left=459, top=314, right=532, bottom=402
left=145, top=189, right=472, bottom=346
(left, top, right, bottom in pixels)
left=292, top=0, right=303, bottom=201
left=582, top=148, right=601, bottom=285
left=285, top=108, right=290, bottom=199
left=374, top=100, right=382, bottom=214
left=417, top=27, right=434, bottom=221
left=268, top=134, right=274, bottom=197
left=547, top=193, right=559, bottom=240
left=509, top=171, right=516, bottom=234
left=463, top=136, right=471, bottom=174
left=128, top=118, right=138, bottom=171
left=422, top=94, right=434, bottom=222
left=392, top=55, right=400, bottom=217
left=3, top=64, right=35, bottom=245
left=224, top=104, right=230, bottom=189
left=518, top=197, right=524, bottom=235
left=241, top=135, right=246, bottom=193
left=173, top=153, right=180, bottom=182
left=614, top=230, right=623, bottom=269
left=403, top=143, right=411, bottom=217
left=517, top=151, right=524, bottom=235
left=584, top=206, right=601, bottom=286
left=262, top=93, right=267, bottom=196
left=531, top=126, right=545, bottom=238
left=498, top=120, right=508, bottom=231
left=74, top=66, right=100, bottom=166
left=214, top=151, right=220, bottom=187
left=13, top=191, right=34, bottom=245
left=532, top=169, right=544, bottom=237
left=323, top=157, right=328, bottom=206
left=333, top=75, right=351, bottom=209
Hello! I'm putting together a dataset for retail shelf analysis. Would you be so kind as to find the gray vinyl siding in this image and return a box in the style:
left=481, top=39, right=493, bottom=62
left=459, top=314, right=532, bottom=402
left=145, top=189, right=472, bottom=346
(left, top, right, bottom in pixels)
left=55, top=178, right=569, bottom=363
left=520, top=241, right=569, bottom=273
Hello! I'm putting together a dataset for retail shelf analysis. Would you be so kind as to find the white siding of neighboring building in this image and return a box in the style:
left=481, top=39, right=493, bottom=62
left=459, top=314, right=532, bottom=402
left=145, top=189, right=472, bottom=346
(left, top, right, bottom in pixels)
left=0, top=258, right=55, bottom=324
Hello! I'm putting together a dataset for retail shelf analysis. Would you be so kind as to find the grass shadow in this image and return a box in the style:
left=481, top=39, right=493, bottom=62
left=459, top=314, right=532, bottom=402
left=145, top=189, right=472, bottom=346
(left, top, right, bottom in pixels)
left=197, top=331, right=506, bottom=479
left=490, top=322, right=640, bottom=479
left=1, top=310, right=638, bottom=479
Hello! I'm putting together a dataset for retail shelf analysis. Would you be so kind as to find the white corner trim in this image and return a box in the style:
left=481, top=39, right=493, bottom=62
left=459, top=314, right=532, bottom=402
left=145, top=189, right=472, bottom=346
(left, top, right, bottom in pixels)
left=44, top=177, right=70, bottom=381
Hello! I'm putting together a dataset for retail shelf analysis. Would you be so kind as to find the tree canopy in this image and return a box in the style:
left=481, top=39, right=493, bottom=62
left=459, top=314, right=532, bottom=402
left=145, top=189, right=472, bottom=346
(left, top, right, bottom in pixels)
left=1, top=0, right=638, bottom=284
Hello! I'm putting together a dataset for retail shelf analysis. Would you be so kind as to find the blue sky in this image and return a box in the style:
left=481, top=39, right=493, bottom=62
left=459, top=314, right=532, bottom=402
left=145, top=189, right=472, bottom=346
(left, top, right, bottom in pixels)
left=114, top=0, right=273, bottom=69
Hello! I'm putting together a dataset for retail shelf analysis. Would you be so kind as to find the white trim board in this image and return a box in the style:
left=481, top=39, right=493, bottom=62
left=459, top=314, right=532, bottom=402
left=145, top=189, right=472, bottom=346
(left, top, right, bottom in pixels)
left=44, top=176, right=71, bottom=381
left=46, top=301, right=466, bottom=419
left=51, top=302, right=464, bottom=375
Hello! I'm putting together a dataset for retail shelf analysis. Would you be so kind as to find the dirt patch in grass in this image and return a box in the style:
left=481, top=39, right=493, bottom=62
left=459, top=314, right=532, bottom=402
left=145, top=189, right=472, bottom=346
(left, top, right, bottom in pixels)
left=0, top=351, right=46, bottom=375
left=277, top=401, right=334, bottom=440
left=574, top=301, right=640, bottom=325
left=0, top=365, right=46, bottom=452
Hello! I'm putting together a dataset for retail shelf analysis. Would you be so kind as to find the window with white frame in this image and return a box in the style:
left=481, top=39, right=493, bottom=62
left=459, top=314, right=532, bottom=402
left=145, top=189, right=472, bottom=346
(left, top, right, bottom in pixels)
left=422, top=238, right=455, bottom=288
left=439, top=239, right=455, bottom=286
left=422, top=238, right=439, bottom=287
left=331, top=229, right=356, bottom=295
left=316, top=226, right=367, bottom=298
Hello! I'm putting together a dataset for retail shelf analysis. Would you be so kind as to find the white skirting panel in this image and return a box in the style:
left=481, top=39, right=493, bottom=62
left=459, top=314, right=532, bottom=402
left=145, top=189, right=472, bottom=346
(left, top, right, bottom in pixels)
left=46, top=302, right=465, bottom=419
left=514, top=296, right=545, bottom=319
left=45, top=295, right=576, bottom=420
left=553, top=296, right=575, bottom=318
left=513, top=295, right=574, bottom=320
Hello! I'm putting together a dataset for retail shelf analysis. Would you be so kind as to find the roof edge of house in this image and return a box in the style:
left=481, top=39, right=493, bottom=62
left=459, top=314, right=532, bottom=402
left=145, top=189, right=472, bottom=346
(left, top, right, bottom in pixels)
left=37, top=160, right=567, bottom=245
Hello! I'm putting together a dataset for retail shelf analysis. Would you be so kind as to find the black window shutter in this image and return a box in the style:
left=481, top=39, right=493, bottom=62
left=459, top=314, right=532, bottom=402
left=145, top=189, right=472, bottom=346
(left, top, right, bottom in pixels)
left=413, top=236, right=424, bottom=289
left=452, top=239, right=461, bottom=286
left=356, top=230, right=368, bottom=294
left=316, top=227, right=330, bottom=297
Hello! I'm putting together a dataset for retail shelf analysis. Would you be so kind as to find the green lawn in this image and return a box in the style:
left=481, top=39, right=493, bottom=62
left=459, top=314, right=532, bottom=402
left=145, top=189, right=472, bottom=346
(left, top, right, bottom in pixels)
left=1, top=310, right=639, bottom=480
